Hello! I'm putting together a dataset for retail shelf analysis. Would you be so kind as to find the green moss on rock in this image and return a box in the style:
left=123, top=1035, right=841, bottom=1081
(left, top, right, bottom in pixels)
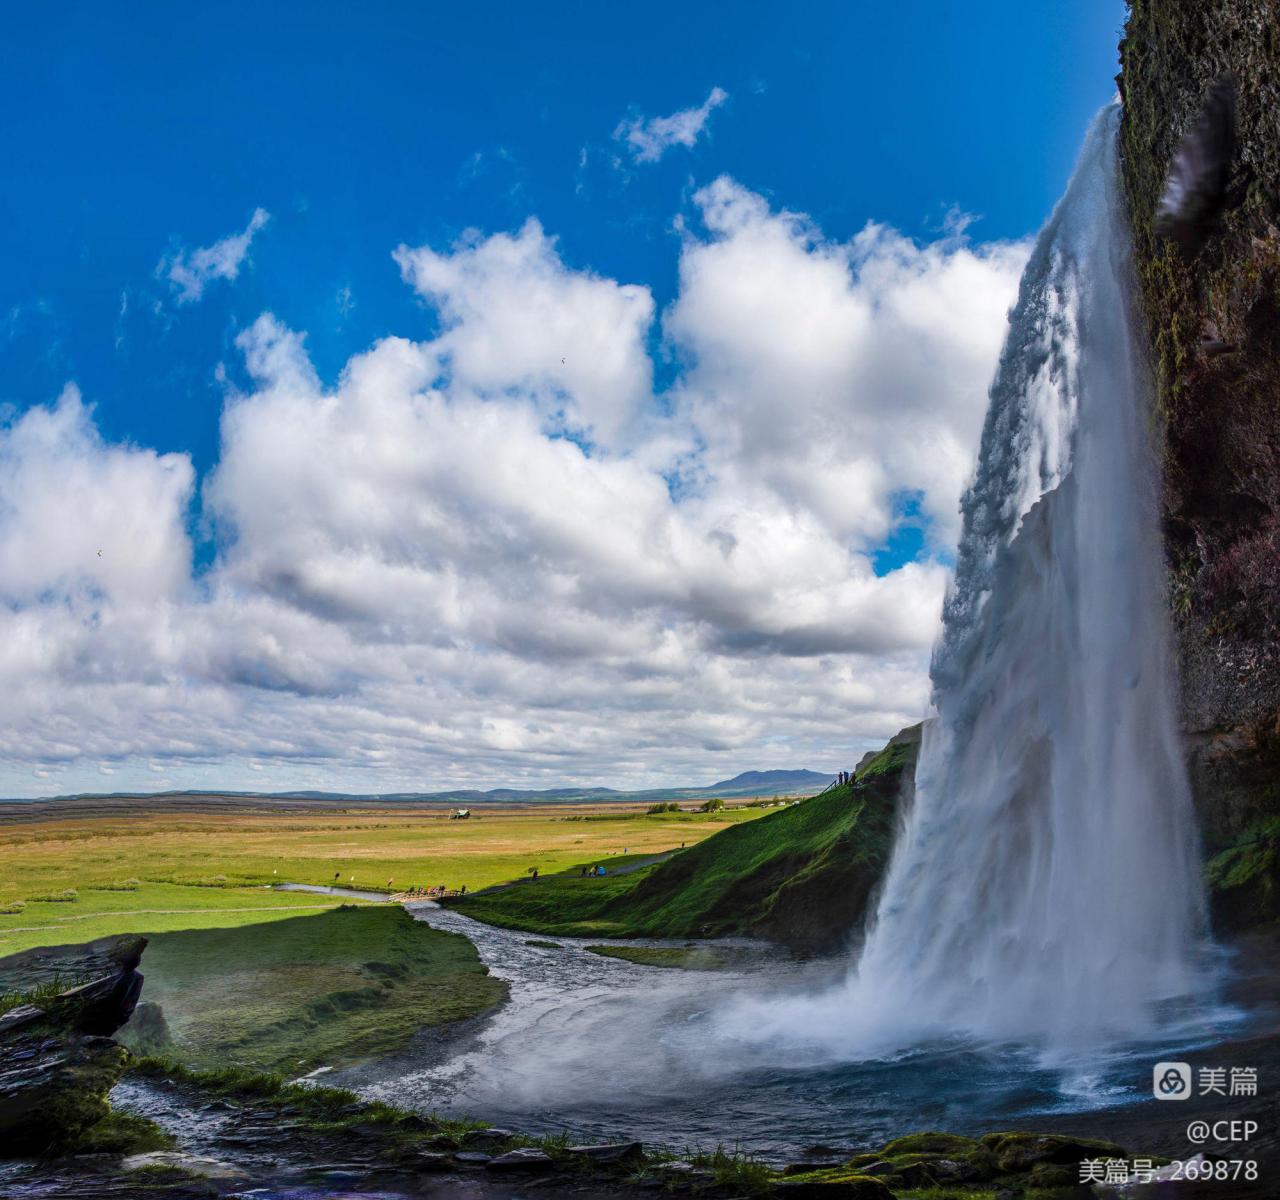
left=773, top=1174, right=896, bottom=1199
left=879, top=1132, right=979, bottom=1158
left=978, top=1131, right=1126, bottom=1173
left=73, top=1109, right=174, bottom=1155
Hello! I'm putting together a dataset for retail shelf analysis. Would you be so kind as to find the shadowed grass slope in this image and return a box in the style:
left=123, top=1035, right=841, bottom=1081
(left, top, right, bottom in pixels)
left=449, top=725, right=921, bottom=953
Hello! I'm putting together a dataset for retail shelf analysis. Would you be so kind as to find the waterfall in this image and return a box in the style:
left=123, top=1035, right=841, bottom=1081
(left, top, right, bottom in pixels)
left=846, top=102, right=1206, bottom=1048
left=726, top=104, right=1208, bottom=1055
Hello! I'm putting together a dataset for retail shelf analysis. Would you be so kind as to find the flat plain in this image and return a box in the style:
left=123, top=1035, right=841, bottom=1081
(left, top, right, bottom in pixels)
left=0, top=799, right=768, bottom=955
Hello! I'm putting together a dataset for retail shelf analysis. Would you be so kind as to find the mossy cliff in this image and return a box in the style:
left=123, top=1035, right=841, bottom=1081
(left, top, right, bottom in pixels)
left=1119, top=0, right=1280, bottom=931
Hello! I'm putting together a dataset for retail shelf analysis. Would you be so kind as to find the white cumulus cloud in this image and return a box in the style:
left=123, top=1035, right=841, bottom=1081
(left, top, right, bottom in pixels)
left=393, top=220, right=654, bottom=446
left=0, top=181, right=1028, bottom=797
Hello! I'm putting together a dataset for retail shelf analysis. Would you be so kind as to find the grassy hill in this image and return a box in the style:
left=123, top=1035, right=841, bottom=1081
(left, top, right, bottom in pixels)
left=448, top=724, right=922, bottom=953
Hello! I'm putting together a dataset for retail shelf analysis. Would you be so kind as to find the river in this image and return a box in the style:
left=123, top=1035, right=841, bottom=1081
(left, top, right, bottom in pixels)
left=328, top=903, right=1257, bottom=1163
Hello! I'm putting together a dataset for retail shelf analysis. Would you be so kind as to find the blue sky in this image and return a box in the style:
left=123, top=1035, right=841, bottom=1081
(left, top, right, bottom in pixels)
left=0, top=2, right=1126, bottom=795
left=4, top=0, right=1122, bottom=476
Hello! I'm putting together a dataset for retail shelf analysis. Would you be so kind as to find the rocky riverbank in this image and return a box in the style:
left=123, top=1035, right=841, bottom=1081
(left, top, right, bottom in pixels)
left=0, top=1053, right=1170, bottom=1200
left=11, top=929, right=1265, bottom=1199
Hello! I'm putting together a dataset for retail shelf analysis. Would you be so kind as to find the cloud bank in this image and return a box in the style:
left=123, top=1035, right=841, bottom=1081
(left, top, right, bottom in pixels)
left=3, top=182, right=1026, bottom=795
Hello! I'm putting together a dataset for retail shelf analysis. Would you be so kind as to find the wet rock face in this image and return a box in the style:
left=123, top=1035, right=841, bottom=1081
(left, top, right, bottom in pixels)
left=1119, top=0, right=1280, bottom=931
left=1154, top=74, right=1237, bottom=256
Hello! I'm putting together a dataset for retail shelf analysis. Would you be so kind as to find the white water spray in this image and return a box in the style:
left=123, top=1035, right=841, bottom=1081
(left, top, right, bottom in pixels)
left=729, top=104, right=1207, bottom=1054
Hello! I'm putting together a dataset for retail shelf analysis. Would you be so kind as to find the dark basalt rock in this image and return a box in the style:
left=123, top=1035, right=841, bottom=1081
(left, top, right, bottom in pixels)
left=0, top=1031, right=128, bottom=1155
left=0, top=937, right=147, bottom=1156
left=53, top=967, right=145, bottom=1037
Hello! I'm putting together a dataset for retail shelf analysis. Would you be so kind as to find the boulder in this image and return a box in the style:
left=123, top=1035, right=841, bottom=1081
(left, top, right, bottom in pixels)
left=563, top=1141, right=645, bottom=1166
left=979, top=1132, right=1125, bottom=1172
left=53, top=967, right=144, bottom=1036
left=888, top=1160, right=939, bottom=1187
left=117, top=1000, right=171, bottom=1056
left=0, top=940, right=148, bottom=1157
left=410, top=1151, right=454, bottom=1172
left=454, top=1151, right=492, bottom=1165
left=486, top=1147, right=554, bottom=1172
left=461, top=1125, right=519, bottom=1149
left=879, top=1131, right=978, bottom=1157
left=0, top=1005, right=44, bottom=1035
left=932, top=1156, right=984, bottom=1182
left=1028, top=1163, right=1079, bottom=1188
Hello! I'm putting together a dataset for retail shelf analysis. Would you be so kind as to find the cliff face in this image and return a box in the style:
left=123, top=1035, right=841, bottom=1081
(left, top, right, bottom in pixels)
left=1119, top=0, right=1280, bottom=929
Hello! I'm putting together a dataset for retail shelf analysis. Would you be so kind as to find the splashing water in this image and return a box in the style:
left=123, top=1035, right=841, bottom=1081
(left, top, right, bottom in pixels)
left=726, top=104, right=1208, bottom=1057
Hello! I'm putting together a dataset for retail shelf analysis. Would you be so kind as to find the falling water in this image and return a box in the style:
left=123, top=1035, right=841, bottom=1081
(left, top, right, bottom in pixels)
left=852, top=102, right=1206, bottom=1048
left=725, top=104, right=1208, bottom=1056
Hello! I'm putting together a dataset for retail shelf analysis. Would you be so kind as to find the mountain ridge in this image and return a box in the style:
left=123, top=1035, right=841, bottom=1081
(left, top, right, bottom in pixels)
left=2, top=768, right=837, bottom=807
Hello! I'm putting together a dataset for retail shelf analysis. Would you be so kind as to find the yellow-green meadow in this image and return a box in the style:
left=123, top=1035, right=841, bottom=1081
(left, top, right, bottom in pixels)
left=0, top=801, right=767, bottom=955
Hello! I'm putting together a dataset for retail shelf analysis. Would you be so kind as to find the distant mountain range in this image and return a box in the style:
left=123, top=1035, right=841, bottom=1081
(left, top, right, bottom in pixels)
left=7, top=768, right=836, bottom=807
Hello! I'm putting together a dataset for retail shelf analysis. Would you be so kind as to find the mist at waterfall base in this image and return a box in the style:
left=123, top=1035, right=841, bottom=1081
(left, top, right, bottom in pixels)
left=356, top=105, right=1244, bottom=1154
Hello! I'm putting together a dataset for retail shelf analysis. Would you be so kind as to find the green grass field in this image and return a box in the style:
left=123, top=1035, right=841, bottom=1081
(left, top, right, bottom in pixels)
left=113, top=905, right=506, bottom=1074
left=0, top=803, right=767, bottom=955
left=0, top=881, right=380, bottom=957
